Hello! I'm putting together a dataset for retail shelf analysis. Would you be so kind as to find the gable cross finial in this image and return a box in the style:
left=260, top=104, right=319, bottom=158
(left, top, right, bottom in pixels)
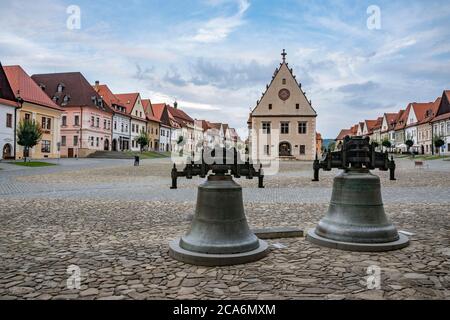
left=281, top=49, right=287, bottom=63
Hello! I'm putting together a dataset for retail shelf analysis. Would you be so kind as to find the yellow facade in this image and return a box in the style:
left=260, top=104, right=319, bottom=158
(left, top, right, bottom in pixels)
left=147, top=120, right=160, bottom=151
left=16, top=102, right=62, bottom=160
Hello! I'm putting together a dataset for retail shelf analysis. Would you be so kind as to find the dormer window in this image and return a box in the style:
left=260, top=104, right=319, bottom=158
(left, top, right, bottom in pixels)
left=52, top=96, right=59, bottom=102
left=57, top=83, right=65, bottom=93
left=39, top=83, right=46, bottom=91
left=63, top=95, right=70, bottom=104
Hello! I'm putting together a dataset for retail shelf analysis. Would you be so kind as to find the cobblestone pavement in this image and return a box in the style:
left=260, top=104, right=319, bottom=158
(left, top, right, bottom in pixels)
left=0, top=158, right=449, bottom=300
left=1, top=158, right=450, bottom=204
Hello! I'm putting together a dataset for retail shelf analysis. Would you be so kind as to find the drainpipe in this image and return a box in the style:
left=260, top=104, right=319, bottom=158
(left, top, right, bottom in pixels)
left=14, top=97, right=24, bottom=159
left=80, top=106, right=83, bottom=157
left=431, top=122, right=434, bottom=155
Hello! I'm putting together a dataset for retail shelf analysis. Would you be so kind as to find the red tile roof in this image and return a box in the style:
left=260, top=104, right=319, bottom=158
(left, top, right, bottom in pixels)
left=372, top=117, right=383, bottom=130
left=364, top=119, right=378, bottom=133
left=166, top=105, right=194, bottom=127
left=0, top=97, right=18, bottom=107
left=381, top=113, right=398, bottom=132
left=336, top=129, right=351, bottom=140
left=431, top=112, right=450, bottom=122
left=31, top=72, right=111, bottom=113
left=115, top=93, right=139, bottom=114
left=151, top=103, right=167, bottom=121
left=4, top=65, right=61, bottom=110
left=416, top=98, right=441, bottom=124
left=404, top=101, right=436, bottom=127
left=93, top=84, right=128, bottom=116
left=316, top=132, right=322, bottom=140
left=394, top=108, right=408, bottom=130
left=195, top=119, right=212, bottom=131
left=141, top=99, right=160, bottom=123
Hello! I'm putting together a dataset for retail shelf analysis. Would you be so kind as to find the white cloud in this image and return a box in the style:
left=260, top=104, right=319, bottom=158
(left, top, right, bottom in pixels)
left=190, top=0, right=250, bottom=43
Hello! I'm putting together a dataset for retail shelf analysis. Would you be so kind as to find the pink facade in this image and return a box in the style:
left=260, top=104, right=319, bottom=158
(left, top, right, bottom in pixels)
left=60, top=106, right=112, bottom=157
left=31, top=72, right=114, bottom=158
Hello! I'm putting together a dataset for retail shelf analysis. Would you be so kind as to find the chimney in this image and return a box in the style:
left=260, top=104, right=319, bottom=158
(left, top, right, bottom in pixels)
left=174, top=101, right=178, bottom=109
left=94, top=80, right=100, bottom=90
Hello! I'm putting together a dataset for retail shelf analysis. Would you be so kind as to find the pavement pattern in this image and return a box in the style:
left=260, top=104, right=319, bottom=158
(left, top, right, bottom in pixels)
left=0, top=157, right=449, bottom=300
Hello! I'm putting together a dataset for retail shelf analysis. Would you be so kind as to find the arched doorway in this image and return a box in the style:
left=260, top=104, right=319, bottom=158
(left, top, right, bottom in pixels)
left=112, top=139, right=117, bottom=151
left=279, top=142, right=292, bottom=156
left=2, top=144, right=12, bottom=159
left=104, top=139, right=110, bottom=151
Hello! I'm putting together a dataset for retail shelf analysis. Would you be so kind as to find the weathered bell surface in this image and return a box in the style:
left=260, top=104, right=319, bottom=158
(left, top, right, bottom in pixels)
left=314, top=168, right=400, bottom=243
left=169, top=147, right=268, bottom=265
left=308, top=135, right=409, bottom=251
left=179, top=175, right=260, bottom=254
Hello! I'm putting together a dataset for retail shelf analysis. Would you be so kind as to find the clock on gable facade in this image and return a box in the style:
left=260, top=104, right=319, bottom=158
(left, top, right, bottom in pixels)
left=278, top=88, right=290, bottom=101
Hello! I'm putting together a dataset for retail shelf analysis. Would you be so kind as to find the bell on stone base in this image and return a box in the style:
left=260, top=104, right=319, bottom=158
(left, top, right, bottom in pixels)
left=169, top=175, right=268, bottom=266
left=307, top=168, right=409, bottom=251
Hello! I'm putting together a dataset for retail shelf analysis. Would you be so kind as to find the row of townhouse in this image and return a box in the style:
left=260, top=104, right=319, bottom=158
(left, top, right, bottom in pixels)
left=336, top=90, right=450, bottom=155
left=0, top=62, right=242, bottom=160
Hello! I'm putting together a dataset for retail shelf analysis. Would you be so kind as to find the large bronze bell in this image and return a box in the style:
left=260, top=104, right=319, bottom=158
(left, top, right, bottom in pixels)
left=308, top=136, right=410, bottom=251
left=169, top=147, right=268, bottom=266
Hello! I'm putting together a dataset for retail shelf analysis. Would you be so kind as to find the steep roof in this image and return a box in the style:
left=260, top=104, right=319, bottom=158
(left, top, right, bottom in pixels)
left=431, top=90, right=450, bottom=122
left=350, top=124, right=358, bottom=135
left=0, top=62, right=17, bottom=107
left=336, top=129, right=351, bottom=140
left=195, top=119, right=213, bottom=132
left=115, top=93, right=139, bottom=114
left=31, top=71, right=110, bottom=112
left=416, top=98, right=441, bottom=124
left=166, top=105, right=194, bottom=128
left=372, top=117, right=383, bottom=130
left=93, top=84, right=128, bottom=116
left=152, top=103, right=167, bottom=120
left=5, top=65, right=61, bottom=110
left=382, top=113, right=398, bottom=132
left=364, top=119, right=378, bottom=133
left=251, top=51, right=317, bottom=116
left=394, top=107, right=409, bottom=130
left=404, top=101, right=436, bottom=127
left=141, top=99, right=160, bottom=123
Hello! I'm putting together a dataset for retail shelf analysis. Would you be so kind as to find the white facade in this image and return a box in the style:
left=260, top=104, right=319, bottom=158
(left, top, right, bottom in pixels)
left=433, top=120, right=450, bottom=155
left=0, top=102, right=15, bottom=159
left=159, top=125, right=171, bottom=152
left=170, top=127, right=182, bottom=152
left=405, top=106, right=419, bottom=151
left=129, top=96, right=147, bottom=151
left=112, top=113, right=131, bottom=151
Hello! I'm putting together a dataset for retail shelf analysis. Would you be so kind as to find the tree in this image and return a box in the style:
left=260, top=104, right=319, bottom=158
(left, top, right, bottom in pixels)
left=328, top=141, right=336, bottom=151
left=17, top=119, right=43, bottom=162
left=405, top=139, right=414, bottom=152
left=371, top=140, right=379, bottom=148
left=433, top=135, right=445, bottom=155
left=382, top=138, right=392, bottom=149
left=134, top=131, right=150, bottom=152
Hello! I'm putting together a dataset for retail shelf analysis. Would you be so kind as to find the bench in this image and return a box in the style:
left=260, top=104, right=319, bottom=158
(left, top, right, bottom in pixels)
left=414, top=161, right=428, bottom=169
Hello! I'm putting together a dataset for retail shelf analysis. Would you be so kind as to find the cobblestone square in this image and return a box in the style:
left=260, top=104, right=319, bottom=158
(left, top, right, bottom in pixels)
left=0, top=157, right=449, bottom=300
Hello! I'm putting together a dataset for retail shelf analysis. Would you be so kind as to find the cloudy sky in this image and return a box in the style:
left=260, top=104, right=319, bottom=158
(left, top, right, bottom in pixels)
left=1, top=0, right=449, bottom=138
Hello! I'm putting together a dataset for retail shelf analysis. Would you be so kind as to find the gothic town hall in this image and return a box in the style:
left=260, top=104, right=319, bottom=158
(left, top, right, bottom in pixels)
left=248, top=50, right=318, bottom=160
